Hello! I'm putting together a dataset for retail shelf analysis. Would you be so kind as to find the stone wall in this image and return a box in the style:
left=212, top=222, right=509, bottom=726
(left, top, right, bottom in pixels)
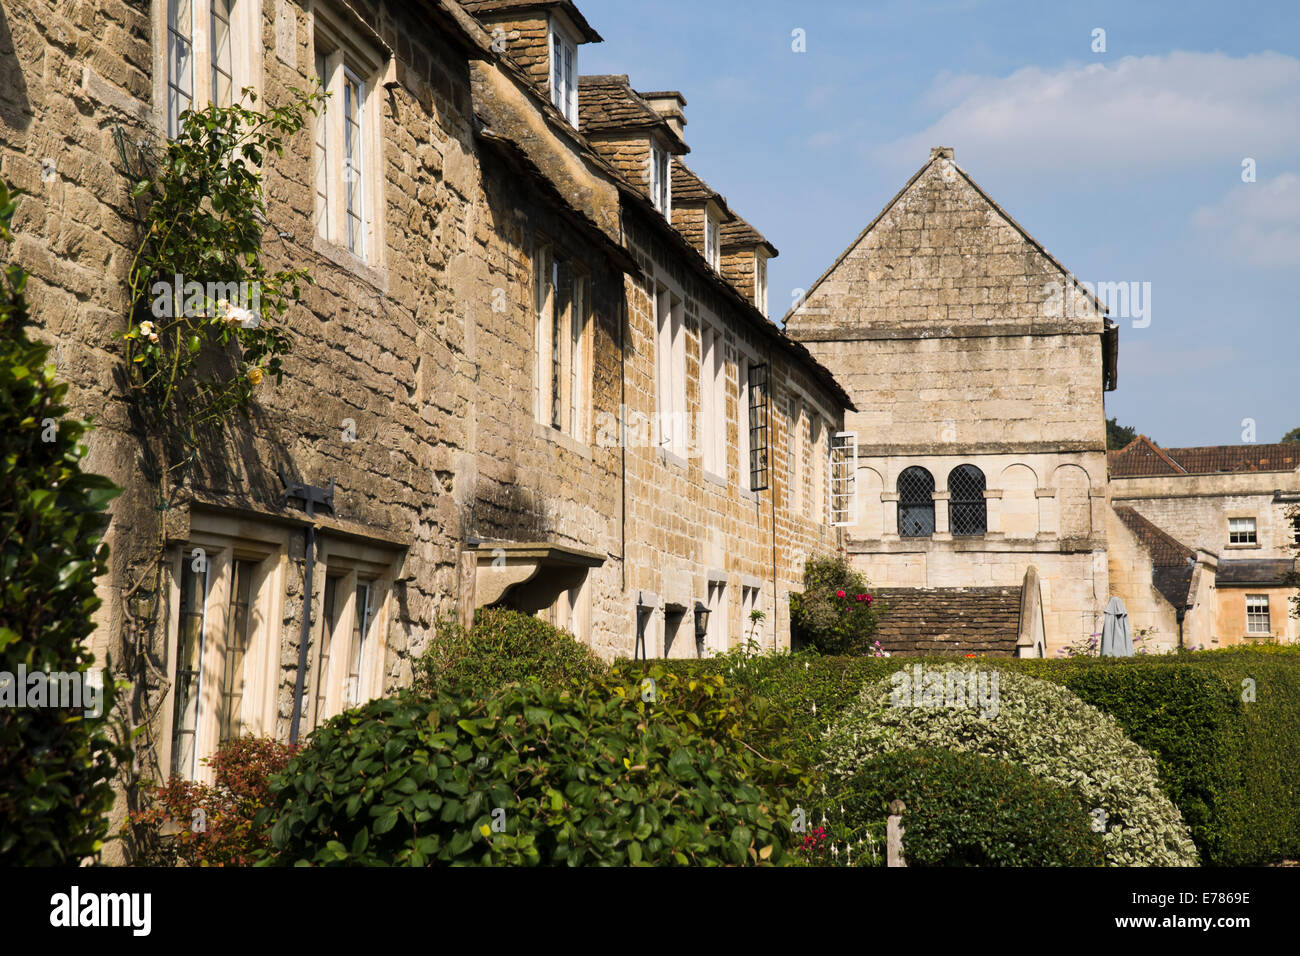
left=787, top=150, right=1112, bottom=656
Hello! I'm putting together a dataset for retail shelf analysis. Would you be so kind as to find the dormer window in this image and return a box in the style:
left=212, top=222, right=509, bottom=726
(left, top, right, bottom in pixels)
left=549, top=19, right=578, bottom=126
left=650, top=141, right=670, bottom=216
left=755, top=254, right=769, bottom=317
left=704, top=213, right=720, bottom=270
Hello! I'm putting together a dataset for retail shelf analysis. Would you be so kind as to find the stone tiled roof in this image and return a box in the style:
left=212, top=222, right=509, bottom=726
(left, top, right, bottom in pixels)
left=1216, top=558, right=1298, bottom=587
left=671, top=161, right=734, bottom=220
left=457, top=0, right=603, bottom=43
left=871, top=587, right=1021, bottom=657
left=577, top=75, right=686, bottom=150
left=1110, top=436, right=1300, bottom=477
left=721, top=217, right=777, bottom=256
left=1113, top=506, right=1197, bottom=608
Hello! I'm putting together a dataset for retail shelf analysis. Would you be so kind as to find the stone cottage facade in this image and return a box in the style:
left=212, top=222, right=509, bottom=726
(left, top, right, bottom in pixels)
left=785, top=147, right=1118, bottom=656
left=0, top=0, right=848, bottom=820
left=1109, top=438, right=1299, bottom=649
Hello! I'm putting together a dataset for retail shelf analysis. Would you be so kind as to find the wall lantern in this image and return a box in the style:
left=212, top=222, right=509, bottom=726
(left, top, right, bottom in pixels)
left=694, top=601, right=711, bottom=641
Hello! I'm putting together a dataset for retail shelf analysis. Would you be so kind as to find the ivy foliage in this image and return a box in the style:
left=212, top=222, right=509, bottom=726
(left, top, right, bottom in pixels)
left=260, top=671, right=797, bottom=867
left=0, top=179, right=124, bottom=864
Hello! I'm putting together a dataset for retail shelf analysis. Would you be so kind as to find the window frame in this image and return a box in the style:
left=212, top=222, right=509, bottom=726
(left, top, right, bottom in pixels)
left=830, top=432, right=858, bottom=527
left=1228, top=516, right=1258, bottom=546
left=699, top=321, right=726, bottom=478
left=655, top=288, right=687, bottom=457
left=740, top=585, right=763, bottom=648
left=312, top=5, right=385, bottom=265
left=533, top=240, right=592, bottom=442
left=649, top=139, right=671, bottom=216
left=161, top=515, right=289, bottom=784
left=755, top=252, right=769, bottom=317
left=898, top=466, right=937, bottom=538
left=948, top=464, right=988, bottom=536
left=1245, top=593, right=1271, bottom=635
left=305, top=536, right=397, bottom=731
left=705, top=579, right=728, bottom=655
left=704, top=212, right=721, bottom=270
left=548, top=16, right=579, bottom=126
left=160, top=0, right=259, bottom=140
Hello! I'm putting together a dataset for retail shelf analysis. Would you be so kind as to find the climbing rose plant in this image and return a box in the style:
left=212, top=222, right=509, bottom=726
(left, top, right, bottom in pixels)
left=119, top=87, right=322, bottom=450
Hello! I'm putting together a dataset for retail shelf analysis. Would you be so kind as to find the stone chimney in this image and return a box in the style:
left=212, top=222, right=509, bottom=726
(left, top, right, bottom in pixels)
left=930, top=146, right=954, bottom=161
left=640, top=91, right=687, bottom=141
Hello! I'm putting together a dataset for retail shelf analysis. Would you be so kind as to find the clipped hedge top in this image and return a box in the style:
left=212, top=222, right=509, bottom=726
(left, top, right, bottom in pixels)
left=833, top=746, right=1106, bottom=867
left=821, top=663, right=1200, bottom=867
left=264, top=672, right=796, bottom=867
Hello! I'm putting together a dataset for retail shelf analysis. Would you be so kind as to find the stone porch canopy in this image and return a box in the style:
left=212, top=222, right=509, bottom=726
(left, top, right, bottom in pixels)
left=466, top=539, right=605, bottom=613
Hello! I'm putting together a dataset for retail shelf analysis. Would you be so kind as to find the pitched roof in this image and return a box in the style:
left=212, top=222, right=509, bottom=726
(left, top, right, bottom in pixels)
left=457, top=0, right=603, bottom=43
left=1113, top=506, right=1197, bottom=608
left=721, top=217, right=777, bottom=257
left=670, top=161, right=732, bottom=218
left=1110, top=437, right=1300, bottom=477
left=1216, top=558, right=1298, bottom=587
left=1108, top=435, right=1187, bottom=477
left=871, top=587, right=1021, bottom=657
left=780, top=148, right=1106, bottom=326
left=577, top=75, right=688, bottom=152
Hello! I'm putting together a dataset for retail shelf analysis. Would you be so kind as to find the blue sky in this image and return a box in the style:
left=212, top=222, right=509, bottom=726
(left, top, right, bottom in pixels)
left=579, top=0, right=1300, bottom=446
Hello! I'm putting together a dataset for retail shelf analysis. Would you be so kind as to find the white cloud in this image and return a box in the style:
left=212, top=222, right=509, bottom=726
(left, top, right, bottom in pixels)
left=1191, top=172, right=1300, bottom=269
left=877, top=52, right=1300, bottom=179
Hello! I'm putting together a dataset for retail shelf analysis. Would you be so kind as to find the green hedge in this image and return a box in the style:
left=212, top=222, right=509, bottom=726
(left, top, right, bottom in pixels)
left=826, top=747, right=1106, bottom=867
left=413, top=607, right=610, bottom=699
left=0, top=180, right=123, bottom=864
left=618, top=648, right=1300, bottom=865
left=261, top=672, right=796, bottom=866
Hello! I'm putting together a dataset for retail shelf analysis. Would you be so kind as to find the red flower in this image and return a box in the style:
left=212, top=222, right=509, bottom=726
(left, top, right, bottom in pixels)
left=965, top=653, right=976, bottom=658
left=854, top=593, right=866, bottom=602
left=865, top=594, right=873, bottom=604
left=836, top=590, right=846, bottom=599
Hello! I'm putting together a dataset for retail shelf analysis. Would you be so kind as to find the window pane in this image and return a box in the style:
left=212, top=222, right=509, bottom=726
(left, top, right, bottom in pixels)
left=898, top=467, right=936, bottom=537
left=346, top=583, right=371, bottom=707
left=570, top=277, right=587, bottom=437
left=310, top=576, right=340, bottom=730
left=344, top=69, right=365, bottom=258
left=211, top=0, right=233, bottom=108
left=167, top=0, right=194, bottom=138
left=948, top=465, right=987, bottom=535
left=314, top=51, right=331, bottom=240
left=219, top=559, right=256, bottom=743
left=552, top=258, right=570, bottom=429
left=171, top=559, right=208, bottom=778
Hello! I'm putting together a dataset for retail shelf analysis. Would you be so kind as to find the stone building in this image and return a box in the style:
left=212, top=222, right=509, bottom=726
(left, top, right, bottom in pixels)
left=1109, top=437, right=1300, bottom=648
left=785, top=147, right=1118, bottom=656
left=0, top=0, right=848, bottom=822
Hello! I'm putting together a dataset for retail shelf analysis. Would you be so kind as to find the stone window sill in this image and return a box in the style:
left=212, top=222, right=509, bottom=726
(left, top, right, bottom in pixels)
left=658, top=447, right=689, bottom=470
left=534, top=421, right=592, bottom=460
left=703, top=469, right=727, bottom=488
left=313, top=234, right=388, bottom=292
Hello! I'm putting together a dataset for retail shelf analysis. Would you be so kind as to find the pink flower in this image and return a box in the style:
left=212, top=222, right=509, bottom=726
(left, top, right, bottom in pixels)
left=836, top=589, right=846, bottom=599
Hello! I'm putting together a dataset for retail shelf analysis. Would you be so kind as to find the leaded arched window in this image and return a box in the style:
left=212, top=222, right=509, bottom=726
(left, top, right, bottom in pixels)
left=897, top=467, right=935, bottom=537
left=948, top=464, right=987, bottom=536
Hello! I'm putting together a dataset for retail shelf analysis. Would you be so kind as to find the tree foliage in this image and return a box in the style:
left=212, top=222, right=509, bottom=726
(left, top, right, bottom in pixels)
left=1106, top=417, right=1139, bottom=449
left=0, top=179, right=124, bottom=864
